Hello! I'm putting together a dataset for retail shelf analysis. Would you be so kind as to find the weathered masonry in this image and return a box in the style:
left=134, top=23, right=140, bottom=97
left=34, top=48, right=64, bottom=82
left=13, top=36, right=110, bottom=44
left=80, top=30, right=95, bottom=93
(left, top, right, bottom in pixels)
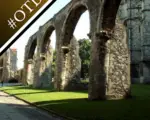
left=0, top=49, right=17, bottom=82
left=0, top=52, right=9, bottom=82
left=119, top=0, right=150, bottom=84
left=23, top=0, right=131, bottom=100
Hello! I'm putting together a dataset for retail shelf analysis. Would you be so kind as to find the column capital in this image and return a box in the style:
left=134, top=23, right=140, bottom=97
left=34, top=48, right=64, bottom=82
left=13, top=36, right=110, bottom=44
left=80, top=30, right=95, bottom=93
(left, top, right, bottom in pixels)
left=96, top=30, right=112, bottom=40
left=61, top=46, right=69, bottom=54
left=40, top=53, right=46, bottom=61
left=87, top=32, right=92, bottom=39
left=28, top=59, right=33, bottom=64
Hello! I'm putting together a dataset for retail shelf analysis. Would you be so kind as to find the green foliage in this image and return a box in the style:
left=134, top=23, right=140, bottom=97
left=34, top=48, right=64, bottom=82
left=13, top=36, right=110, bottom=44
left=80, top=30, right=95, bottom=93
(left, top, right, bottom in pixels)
left=51, top=39, right=91, bottom=79
left=78, top=39, right=91, bottom=79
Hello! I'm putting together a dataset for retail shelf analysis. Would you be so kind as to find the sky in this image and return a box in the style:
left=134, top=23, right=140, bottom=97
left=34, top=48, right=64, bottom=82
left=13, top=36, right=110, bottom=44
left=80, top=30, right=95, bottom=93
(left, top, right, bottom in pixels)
left=10, top=0, right=90, bottom=69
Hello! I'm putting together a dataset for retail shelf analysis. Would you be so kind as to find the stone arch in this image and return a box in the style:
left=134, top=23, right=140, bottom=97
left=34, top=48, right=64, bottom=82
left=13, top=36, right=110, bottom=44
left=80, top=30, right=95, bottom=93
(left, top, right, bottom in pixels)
left=25, top=35, right=38, bottom=85
left=60, top=2, right=91, bottom=90
left=27, top=39, right=37, bottom=59
left=100, top=0, right=122, bottom=31
left=38, top=24, right=56, bottom=87
left=62, top=3, right=90, bottom=46
left=41, top=25, right=55, bottom=54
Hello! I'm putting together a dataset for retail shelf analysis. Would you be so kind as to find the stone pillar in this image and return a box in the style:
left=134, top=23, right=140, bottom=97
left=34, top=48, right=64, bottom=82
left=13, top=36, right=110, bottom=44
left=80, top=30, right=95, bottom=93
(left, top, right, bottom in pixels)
left=33, top=31, right=45, bottom=88
left=54, top=29, right=63, bottom=91
left=89, top=19, right=131, bottom=100
left=2, top=51, right=11, bottom=82
left=88, top=31, right=107, bottom=100
left=61, top=47, right=69, bottom=89
left=61, top=37, right=81, bottom=91
left=22, top=45, right=28, bottom=85
left=38, top=47, right=53, bottom=88
left=32, top=55, right=39, bottom=87
left=0, top=59, right=4, bottom=81
left=27, top=59, right=34, bottom=85
left=141, top=0, right=150, bottom=84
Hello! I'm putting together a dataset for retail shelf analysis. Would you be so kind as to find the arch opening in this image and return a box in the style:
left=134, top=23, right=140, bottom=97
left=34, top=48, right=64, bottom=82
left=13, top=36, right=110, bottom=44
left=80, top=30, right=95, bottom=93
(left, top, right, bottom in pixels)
left=62, top=5, right=88, bottom=46
left=26, top=39, right=37, bottom=85
left=27, top=39, right=37, bottom=59
left=39, top=26, right=56, bottom=87
left=41, top=26, right=55, bottom=54
left=102, top=0, right=122, bottom=30
left=61, top=4, right=91, bottom=91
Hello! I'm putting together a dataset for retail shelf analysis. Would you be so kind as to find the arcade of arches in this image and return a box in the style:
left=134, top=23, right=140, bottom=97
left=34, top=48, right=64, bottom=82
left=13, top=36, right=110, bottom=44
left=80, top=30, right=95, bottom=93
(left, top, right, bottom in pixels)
left=23, top=0, right=131, bottom=100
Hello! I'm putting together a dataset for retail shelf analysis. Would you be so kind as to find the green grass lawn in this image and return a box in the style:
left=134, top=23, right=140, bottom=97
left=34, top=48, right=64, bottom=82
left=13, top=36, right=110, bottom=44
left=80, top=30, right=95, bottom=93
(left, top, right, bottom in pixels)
left=0, top=85, right=150, bottom=120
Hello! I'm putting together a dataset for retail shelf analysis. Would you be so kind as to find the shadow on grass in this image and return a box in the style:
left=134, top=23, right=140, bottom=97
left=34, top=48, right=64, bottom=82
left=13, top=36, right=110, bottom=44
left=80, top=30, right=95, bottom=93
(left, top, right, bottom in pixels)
left=34, top=95, right=150, bottom=120
left=33, top=85, right=150, bottom=120
left=2, top=84, right=150, bottom=120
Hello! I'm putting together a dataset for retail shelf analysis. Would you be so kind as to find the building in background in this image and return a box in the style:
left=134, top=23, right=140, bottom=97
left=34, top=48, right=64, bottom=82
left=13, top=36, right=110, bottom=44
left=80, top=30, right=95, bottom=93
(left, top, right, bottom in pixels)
left=9, top=48, right=17, bottom=77
left=118, top=0, right=150, bottom=84
left=0, top=48, right=18, bottom=82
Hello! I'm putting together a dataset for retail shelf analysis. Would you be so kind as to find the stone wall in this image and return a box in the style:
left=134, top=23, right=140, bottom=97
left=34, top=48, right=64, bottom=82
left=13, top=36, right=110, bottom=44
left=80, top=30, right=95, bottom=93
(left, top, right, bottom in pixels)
left=105, top=18, right=131, bottom=99
left=118, top=0, right=150, bottom=84
left=0, top=49, right=17, bottom=82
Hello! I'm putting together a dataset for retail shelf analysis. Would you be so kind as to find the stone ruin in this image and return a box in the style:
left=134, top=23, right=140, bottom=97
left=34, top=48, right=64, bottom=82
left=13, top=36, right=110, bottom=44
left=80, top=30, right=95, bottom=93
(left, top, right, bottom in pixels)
left=23, top=0, right=131, bottom=100
left=0, top=49, right=18, bottom=83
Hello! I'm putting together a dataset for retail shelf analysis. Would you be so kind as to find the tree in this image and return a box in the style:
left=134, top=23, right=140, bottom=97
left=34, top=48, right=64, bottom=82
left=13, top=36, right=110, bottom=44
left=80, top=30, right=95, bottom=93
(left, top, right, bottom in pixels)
left=78, top=39, right=91, bottom=79
left=51, top=39, right=91, bottom=79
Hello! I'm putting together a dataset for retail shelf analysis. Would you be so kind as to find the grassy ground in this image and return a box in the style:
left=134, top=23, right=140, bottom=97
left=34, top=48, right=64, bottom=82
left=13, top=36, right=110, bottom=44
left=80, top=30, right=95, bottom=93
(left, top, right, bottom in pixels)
left=0, top=85, right=150, bottom=120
